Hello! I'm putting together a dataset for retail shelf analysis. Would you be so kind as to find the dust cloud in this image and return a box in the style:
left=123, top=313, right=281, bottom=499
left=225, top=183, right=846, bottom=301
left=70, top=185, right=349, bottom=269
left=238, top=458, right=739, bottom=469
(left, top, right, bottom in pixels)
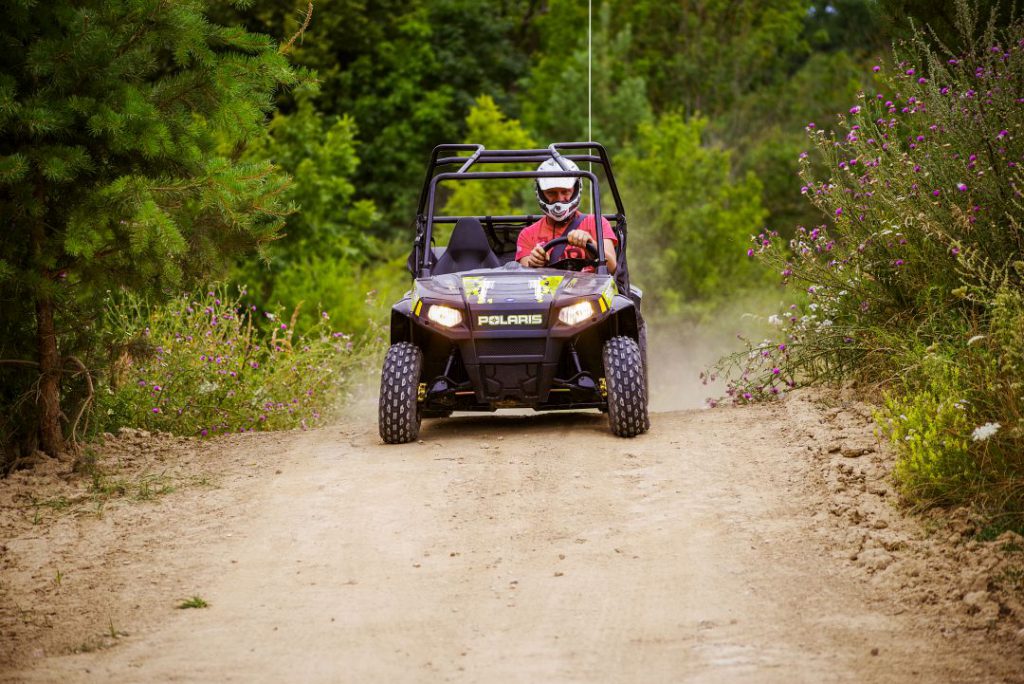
left=647, top=294, right=780, bottom=412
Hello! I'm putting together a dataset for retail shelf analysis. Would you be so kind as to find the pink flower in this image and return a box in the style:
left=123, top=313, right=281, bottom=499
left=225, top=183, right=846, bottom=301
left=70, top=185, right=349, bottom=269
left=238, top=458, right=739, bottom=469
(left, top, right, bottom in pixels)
left=849, top=106, right=861, bottom=114
left=152, top=407, right=161, bottom=414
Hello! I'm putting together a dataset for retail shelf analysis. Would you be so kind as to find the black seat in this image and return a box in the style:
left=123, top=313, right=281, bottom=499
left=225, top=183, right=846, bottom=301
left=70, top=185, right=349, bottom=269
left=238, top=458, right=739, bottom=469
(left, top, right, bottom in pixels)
left=432, top=217, right=501, bottom=275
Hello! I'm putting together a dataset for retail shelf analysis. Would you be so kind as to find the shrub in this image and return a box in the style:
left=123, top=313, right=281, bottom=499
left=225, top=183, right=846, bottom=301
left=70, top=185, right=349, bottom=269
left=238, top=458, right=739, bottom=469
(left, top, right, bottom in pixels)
left=620, top=112, right=770, bottom=315
left=97, top=287, right=381, bottom=437
left=717, top=1, right=1024, bottom=522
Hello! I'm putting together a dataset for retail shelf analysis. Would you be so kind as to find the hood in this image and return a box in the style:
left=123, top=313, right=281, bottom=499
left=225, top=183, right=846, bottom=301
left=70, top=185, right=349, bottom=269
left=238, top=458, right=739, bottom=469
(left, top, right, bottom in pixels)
left=415, top=268, right=614, bottom=307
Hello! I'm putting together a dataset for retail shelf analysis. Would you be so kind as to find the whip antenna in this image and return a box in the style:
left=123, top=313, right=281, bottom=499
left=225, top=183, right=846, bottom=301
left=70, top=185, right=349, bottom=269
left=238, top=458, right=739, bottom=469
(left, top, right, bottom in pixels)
left=586, top=0, right=593, bottom=211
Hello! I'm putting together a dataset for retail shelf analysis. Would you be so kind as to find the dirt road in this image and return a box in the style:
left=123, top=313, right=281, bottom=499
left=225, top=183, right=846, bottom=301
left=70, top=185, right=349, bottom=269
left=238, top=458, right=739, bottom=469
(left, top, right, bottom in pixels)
left=2, top=397, right=1023, bottom=682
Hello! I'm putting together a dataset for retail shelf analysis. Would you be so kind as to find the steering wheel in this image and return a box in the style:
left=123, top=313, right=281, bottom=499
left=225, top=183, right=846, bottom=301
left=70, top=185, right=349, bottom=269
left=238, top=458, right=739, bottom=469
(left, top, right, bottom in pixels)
left=541, top=236, right=600, bottom=272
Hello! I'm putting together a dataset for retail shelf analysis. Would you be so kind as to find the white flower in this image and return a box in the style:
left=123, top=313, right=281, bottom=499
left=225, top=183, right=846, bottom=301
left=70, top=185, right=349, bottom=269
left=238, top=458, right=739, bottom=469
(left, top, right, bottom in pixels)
left=971, top=422, right=1001, bottom=442
left=967, top=335, right=986, bottom=346
left=768, top=314, right=782, bottom=326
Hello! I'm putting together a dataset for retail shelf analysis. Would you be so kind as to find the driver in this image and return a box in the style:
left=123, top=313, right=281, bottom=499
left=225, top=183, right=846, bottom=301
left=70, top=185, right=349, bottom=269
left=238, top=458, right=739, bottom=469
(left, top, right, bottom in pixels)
left=516, top=158, right=617, bottom=273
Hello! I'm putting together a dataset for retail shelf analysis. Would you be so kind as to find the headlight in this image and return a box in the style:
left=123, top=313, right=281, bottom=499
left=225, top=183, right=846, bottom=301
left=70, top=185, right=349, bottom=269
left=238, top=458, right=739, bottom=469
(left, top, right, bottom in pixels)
left=558, top=300, right=595, bottom=326
left=427, top=304, right=463, bottom=327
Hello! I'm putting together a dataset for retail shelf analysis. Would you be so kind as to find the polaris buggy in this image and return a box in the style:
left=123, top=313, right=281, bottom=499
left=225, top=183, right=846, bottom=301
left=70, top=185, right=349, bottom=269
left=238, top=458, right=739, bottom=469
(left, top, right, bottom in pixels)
left=378, top=143, right=649, bottom=443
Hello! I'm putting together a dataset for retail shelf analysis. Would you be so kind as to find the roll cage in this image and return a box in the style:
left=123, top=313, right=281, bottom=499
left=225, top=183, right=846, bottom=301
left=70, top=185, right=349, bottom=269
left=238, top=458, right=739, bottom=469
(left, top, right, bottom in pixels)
left=412, top=142, right=632, bottom=291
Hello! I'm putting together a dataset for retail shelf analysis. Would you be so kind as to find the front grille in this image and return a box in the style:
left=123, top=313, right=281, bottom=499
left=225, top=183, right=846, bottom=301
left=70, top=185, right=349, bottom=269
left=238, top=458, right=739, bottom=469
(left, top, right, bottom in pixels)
left=475, top=338, right=546, bottom=358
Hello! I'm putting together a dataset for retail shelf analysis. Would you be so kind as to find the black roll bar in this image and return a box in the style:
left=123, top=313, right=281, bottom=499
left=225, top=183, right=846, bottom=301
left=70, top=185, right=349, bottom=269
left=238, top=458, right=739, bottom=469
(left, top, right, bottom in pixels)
left=412, top=143, right=629, bottom=285
left=422, top=169, right=604, bottom=277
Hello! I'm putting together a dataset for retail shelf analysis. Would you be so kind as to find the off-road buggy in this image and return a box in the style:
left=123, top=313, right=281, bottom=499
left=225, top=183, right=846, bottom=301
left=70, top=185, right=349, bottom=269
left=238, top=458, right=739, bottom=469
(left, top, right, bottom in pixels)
left=378, top=142, right=649, bottom=443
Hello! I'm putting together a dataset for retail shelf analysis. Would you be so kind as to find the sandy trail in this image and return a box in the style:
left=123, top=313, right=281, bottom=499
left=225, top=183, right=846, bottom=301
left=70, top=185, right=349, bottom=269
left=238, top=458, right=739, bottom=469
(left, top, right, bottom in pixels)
left=4, top=401, right=1019, bottom=683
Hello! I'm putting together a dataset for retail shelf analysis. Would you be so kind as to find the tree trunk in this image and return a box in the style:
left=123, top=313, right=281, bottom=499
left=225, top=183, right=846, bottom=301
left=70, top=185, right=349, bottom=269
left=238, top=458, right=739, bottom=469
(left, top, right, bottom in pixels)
left=36, top=293, right=64, bottom=456
left=32, top=179, right=63, bottom=456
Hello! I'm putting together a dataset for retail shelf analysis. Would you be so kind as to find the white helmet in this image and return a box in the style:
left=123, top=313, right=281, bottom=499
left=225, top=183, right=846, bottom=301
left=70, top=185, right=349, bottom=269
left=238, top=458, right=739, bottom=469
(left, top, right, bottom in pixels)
left=535, top=157, right=581, bottom=222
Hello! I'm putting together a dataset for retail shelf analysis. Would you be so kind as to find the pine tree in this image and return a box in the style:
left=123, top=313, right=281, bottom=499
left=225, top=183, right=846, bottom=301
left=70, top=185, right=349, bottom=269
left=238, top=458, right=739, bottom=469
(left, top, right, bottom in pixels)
left=0, top=0, right=302, bottom=459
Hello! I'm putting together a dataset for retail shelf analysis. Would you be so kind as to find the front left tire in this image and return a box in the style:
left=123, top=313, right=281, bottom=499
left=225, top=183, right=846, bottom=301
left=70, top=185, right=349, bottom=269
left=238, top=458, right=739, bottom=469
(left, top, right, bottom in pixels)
left=379, top=342, right=423, bottom=444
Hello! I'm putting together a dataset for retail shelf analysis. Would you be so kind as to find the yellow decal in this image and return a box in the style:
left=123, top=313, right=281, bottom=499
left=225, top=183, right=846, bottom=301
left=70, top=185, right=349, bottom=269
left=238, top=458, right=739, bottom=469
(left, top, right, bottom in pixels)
left=462, top=276, right=495, bottom=304
left=531, top=275, right=564, bottom=302
left=600, top=280, right=618, bottom=311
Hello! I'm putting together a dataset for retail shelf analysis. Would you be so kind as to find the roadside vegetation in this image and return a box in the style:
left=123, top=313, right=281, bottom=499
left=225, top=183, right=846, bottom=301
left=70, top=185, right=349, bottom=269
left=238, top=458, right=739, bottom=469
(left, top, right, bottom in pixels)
left=720, top=1, right=1024, bottom=528
left=3, top=0, right=1020, bottom=528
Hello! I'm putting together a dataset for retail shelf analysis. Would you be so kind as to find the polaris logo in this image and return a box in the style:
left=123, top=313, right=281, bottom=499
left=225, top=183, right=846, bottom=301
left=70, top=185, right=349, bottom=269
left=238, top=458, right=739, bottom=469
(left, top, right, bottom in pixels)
left=477, top=314, right=542, bottom=326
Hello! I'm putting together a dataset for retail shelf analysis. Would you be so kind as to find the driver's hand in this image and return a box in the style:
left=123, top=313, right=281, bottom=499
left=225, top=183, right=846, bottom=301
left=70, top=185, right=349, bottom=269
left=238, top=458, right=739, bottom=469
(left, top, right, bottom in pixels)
left=567, top=230, right=594, bottom=248
left=525, top=243, right=548, bottom=268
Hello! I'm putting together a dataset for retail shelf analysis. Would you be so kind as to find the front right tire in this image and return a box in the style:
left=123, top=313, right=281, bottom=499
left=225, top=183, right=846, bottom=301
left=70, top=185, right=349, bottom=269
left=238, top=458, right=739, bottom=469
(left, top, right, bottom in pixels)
left=379, top=342, right=423, bottom=444
left=603, top=336, right=650, bottom=437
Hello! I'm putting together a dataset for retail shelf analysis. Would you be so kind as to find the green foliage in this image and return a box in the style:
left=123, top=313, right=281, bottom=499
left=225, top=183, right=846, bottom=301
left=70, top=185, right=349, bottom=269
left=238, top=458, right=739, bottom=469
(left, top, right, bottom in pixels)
left=880, top=359, right=974, bottom=501
left=177, top=596, right=209, bottom=609
left=261, top=251, right=407, bottom=336
left=721, top=2, right=1024, bottom=523
left=232, top=94, right=395, bottom=334
left=0, top=0, right=303, bottom=458
left=245, top=96, right=380, bottom=264
left=521, top=2, right=652, bottom=149
left=619, top=113, right=769, bottom=313
left=231, top=0, right=540, bottom=229
left=442, top=96, right=536, bottom=219
left=619, top=0, right=812, bottom=115
left=97, top=287, right=377, bottom=437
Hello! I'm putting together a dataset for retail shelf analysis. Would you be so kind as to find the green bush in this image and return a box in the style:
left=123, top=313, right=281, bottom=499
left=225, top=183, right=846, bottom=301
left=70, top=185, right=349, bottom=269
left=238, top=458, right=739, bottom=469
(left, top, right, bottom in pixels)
left=97, top=287, right=381, bottom=437
left=620, top=112, right=770, bottom=315
left=260, top=251, right=407, bottom=336
left=880, top=358, right=974, bottom=501
left=718, top=2, right=1024, bottom=522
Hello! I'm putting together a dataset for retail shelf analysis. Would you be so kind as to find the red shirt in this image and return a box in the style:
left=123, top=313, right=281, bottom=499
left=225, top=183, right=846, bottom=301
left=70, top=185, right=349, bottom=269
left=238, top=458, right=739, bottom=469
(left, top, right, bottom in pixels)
left=515, top=212, right=618, bottom=262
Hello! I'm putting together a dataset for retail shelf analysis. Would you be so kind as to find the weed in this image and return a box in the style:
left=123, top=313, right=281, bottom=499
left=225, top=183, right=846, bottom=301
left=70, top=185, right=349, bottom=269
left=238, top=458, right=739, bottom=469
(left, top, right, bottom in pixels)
left=177, top=596, right=209, bottom=609
left=133, top=473, right=175, bottom=501
left=107, top=618, right=127, bottom=638
left=53, top=569, right=63, bottom=587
